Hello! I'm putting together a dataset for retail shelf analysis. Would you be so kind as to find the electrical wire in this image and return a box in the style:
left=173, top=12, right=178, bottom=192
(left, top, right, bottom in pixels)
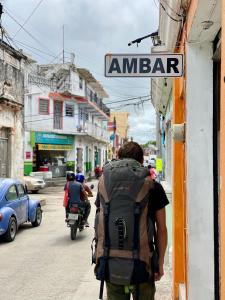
left=2, top=8, right=151, bottom=112
left=13, top=0, right=44, bottom=38
left=110, top=98, right=151, bottom=110
left=106, top=95, right=151, bottom=106
left=4, top=7, right=56, bottom=56
left=14, top=39, right=57, bottom=59
left=160, top=2, right=182, bottom=22
left=160, top=0, right=183, bottom=18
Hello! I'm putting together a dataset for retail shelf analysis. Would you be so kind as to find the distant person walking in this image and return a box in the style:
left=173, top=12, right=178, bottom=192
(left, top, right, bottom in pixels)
left=148, top=164, right=157, bottom=181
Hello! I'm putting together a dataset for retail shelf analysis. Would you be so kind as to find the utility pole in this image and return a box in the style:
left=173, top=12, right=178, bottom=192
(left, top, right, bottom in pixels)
left=112, top=116, right=116, bottom=158
left=0, top=3, right=3, bottom=41
left=62, top=24, right=65, bottom=64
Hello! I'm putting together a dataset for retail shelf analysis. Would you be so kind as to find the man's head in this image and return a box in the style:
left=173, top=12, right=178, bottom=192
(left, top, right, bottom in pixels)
left=118, top=141, right=144, bottom=164
left=66, top=172, right=75, bottom=182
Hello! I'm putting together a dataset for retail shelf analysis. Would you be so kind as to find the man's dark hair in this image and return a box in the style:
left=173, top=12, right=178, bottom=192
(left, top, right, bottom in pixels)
left=118, top=141, right=144, bottom=163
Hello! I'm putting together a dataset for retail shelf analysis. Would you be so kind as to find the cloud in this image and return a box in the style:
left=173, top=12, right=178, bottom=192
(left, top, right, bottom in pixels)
left=2, top=0, right=158, bottom=144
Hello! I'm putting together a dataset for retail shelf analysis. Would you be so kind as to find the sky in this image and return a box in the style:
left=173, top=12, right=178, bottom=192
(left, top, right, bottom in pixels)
left=1, top=0, right=159, bottom=143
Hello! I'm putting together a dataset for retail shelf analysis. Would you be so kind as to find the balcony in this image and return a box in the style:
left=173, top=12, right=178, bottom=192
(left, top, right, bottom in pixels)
left=76, top=122, right=109, bottom=143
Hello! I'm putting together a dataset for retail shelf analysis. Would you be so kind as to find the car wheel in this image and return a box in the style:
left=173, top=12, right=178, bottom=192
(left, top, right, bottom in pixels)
left=32, top=190, right=39, bottom=194
left=3, top=217, right=17, bottom=242
left=32, top=207, right=42, bottom=227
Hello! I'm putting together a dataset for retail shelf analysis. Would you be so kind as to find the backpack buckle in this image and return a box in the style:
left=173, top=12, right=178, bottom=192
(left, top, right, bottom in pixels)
left=134, top=203, right=141, bottom=215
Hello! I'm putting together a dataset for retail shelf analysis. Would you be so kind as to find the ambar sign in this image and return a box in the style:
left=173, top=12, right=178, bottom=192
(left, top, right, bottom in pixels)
left=105, top=54, right=184, bottom=77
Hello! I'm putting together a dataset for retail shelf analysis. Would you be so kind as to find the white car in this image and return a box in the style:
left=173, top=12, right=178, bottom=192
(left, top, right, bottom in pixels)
left=148, top=158, right=156, bottom=168
left=23, top=176, right=45, bottom=193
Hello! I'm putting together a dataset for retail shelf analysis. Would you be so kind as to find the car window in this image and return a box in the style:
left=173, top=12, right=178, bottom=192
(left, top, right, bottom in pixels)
left=17, top=184, right=26, bottom=197
left=6, top=185, right=18, bottom=201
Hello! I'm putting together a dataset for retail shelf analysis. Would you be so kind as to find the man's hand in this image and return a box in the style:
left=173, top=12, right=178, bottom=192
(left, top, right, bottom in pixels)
left=154, top=263, right=164, bottom=281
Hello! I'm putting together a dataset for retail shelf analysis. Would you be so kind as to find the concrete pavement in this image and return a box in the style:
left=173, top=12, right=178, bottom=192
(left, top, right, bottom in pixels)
left=0, top=182, right=172, bottom=300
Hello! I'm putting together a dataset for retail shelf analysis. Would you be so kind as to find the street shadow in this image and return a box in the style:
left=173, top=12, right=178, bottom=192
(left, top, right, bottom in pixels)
left=50, top=232, right=87, bottom=246
left=0, top=223, right=33, bottom=244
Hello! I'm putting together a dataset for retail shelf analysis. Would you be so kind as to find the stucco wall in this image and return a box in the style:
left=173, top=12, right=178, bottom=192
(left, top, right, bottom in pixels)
left=186, top=42, right=214, bottom=299
left=0, top=108, right=24, bottom=179
left=0, top=47, right=25, bottom=179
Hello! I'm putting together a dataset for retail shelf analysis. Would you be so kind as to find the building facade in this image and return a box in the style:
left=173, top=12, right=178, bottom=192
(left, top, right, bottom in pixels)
left=0, top=40, right=26, bottom=179
left=151, top=0, right=225, bottom=299
left=109, top=111, right=129, bottom=157
left=24, top=60, right=110, bottom=177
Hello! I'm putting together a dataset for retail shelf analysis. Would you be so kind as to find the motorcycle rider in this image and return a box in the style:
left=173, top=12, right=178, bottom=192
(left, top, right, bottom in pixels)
left=75, top=173, right=92, bottom=227
left=64, top=172, right=87, bottom=221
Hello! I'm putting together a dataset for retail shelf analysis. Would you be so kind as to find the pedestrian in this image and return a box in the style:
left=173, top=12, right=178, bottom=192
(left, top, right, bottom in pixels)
left=75, top=173, right=92, bottom=227
left=94, top=141, right=169, bottom=300
left=148, top=164, right=157, bottom=181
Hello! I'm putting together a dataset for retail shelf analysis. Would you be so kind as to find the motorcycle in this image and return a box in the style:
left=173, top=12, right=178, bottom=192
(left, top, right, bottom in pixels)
left=67, top=184, right=94, bottom=240
left=67, top=203, right=86, bottom=240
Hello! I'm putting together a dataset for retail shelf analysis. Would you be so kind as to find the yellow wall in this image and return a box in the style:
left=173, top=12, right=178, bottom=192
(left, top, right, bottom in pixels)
left=110, top=112, right=129, bottom=139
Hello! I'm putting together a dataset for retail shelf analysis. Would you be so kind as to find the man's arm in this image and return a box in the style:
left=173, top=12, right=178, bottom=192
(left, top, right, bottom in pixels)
left=84, top=184, right=93, bottom=197
left=155, top=207, right=168, bottom=281
left=80, top=184, right=88, bottom=201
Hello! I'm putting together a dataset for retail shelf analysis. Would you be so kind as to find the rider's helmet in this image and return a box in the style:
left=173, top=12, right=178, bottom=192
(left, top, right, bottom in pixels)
left=75, top=173, right=85, bottom=183
left=66, top=172, right=75, bottom=182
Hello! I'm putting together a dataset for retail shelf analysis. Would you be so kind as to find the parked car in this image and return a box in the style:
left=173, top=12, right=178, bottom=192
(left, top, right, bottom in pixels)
left=23, top=176, right=45, bottom=193
left=0, top=178, right=42, bottom=242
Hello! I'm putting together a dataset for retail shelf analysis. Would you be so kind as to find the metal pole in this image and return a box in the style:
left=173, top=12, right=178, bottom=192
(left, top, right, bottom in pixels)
left=62, top=24, right=65, bottom=64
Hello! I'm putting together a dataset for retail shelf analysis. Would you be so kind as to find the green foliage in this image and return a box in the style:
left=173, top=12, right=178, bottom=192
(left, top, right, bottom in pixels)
left=141, top=140, right=156, bottom=149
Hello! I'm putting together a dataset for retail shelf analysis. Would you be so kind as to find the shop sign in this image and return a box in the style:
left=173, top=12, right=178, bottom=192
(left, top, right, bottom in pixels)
left=38, top=144, right=73, bottom=151
left=105, top=53, right=183, bottom=77
left=156, top=158, right=163, bottom=172
left=35, top=132, right=74, bottom=145
left=25, top=151, right=31, bottom=159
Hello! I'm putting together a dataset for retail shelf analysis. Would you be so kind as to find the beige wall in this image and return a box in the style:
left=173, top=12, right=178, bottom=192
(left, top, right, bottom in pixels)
left=110, top=112, right=129, bottom=140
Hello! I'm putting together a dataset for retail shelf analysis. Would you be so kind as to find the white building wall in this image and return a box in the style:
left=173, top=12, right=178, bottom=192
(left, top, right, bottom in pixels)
left=0, top=109, right=24, bottom=179
left=186, top=42, right=214, bottom=299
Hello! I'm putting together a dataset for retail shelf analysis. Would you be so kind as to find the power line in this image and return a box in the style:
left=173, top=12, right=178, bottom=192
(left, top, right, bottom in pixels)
left=106, top=95, right=150, bottom=105
left=13, top=0, right=44, bottom=38
left=160, top=2, right=182, bottom=22
left=4, top=7, right=56, bottom=56
left=160, top=0, right=183, bottom=18
left=110, top=98, right=151, bottom=110
left=14, top=39, right=56, bottom=59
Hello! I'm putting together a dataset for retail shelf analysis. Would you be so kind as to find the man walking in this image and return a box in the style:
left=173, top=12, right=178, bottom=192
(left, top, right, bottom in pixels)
left=94, top=141, right=168, bottom=300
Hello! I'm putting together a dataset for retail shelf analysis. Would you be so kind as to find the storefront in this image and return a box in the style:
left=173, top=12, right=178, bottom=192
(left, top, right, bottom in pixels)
left=25, top=131, right=75, bottom=177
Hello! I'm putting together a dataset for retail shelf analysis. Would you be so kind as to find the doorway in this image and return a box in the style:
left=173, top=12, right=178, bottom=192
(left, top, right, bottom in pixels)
left=0, top=128, right=9, bottom=178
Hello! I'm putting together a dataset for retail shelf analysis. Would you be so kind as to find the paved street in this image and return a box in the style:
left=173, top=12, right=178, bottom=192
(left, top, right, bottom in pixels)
left=0, top=181, right=171, bottom=300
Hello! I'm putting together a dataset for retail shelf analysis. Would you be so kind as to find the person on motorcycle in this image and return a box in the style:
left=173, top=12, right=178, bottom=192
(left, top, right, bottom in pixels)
left=75, top=173, right=92, bottom=227
left=64, top=172, right=87, bottom=221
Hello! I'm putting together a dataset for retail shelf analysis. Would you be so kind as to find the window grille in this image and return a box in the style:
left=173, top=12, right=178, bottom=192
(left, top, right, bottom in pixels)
left=79, top=77, right=83, bottom=89
left=65, top=103, right=74, bottom=117
left=39, top=98, right=49, bottom=115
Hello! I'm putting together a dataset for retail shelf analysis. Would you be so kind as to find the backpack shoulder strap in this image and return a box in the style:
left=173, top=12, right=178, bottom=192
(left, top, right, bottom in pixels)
left=136, top=177, right=153, bottom=203
left=98, top=174, right=110, bottom=203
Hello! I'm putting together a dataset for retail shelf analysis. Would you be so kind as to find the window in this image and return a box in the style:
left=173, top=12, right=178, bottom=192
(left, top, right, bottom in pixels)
left=39, top=98, right=49, bottom=115
left=78, top=107, right=83, bottom=121
left=65, top=103, right=74, bottom=117
left=18, top=184, right=26, bottom=197
left=6, top=185, right=18, bottom=201
left=79, top=77, right=83, bottom=89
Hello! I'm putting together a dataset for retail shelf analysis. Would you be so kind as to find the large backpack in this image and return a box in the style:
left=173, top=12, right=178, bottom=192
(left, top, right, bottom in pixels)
left=94, top=158, right=155, bottom=289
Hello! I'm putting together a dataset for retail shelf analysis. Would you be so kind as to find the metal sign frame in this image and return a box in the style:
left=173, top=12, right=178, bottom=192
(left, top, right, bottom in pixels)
left=105, top=53, right=184, bottom=78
